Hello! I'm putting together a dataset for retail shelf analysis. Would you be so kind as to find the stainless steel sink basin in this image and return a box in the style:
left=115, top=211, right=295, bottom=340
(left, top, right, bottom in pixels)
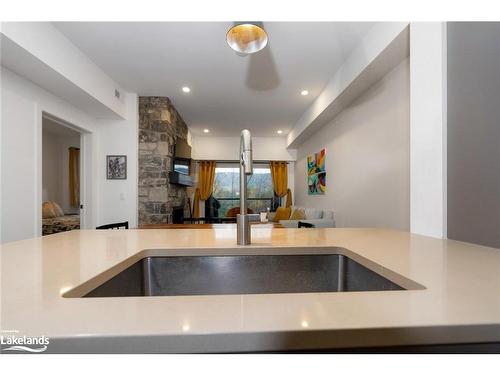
left=83, top=254, right=406, bottom=298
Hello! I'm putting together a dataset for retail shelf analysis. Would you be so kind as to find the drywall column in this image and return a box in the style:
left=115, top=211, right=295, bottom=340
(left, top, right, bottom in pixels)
left=447, top=22, right=500, bottom=249
left=410, top=23, right=447, bottom=239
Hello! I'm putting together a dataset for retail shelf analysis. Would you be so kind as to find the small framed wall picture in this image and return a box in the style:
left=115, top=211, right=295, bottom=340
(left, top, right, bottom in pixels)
left=107, top=155, right=127, bottom=180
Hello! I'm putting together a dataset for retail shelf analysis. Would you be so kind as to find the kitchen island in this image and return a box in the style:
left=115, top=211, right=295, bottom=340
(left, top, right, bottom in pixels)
left=1, top=227, right=499, bottom=353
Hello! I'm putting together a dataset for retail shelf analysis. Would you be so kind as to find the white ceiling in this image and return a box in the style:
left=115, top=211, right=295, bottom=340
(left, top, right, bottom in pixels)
left=54, top=22, right=374, bottom=136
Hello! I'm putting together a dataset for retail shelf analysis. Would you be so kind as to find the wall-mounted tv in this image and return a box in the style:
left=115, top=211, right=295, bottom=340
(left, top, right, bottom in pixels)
left=173, top=158, right=190, bottom=175
left=170, top=139, right=193, bottom=186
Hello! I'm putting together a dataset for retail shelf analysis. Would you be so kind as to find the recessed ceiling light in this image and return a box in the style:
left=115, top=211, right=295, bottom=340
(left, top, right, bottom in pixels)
left=203, top=129, right=210, bottom=133
left=301, top=90, right=309, bottom=96
left=182, top=86, right=191, bottom=93
left=277, top=130, right=283, bottom=134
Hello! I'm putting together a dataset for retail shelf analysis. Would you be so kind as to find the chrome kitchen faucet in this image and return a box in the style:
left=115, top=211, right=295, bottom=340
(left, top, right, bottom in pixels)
left=237, top=129, right=254, bottom=245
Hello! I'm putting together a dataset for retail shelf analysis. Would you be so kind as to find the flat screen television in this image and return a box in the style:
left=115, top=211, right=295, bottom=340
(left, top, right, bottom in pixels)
left=173, top=158, right=190, bottom=175
left=170, top=139, right=193, bottom=185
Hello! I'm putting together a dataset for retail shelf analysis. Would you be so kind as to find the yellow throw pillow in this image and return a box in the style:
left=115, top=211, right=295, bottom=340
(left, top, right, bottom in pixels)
left=52, top=202, right=65, bottom=217
left=42, top=201, right=65, bottom=219
left=272, top=206, right=291, bottom=222
left=42, top=202, right=57, bottom=219
left=290, top=208, right=305, bottom=220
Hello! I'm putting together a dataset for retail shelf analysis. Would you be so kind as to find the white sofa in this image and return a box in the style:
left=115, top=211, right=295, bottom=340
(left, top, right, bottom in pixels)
left=268, top=207, right=336, bottom=228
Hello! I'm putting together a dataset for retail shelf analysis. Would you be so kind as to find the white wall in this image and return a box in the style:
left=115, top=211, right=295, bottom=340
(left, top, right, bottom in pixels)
left=42, top=127, right=80, bottom=214
left=191, top=135, right=296, bottom=161
left=1, top=67, right=138, bottom=243
left=294, top=58, right=410, bottom=229
left=42, top=131, right=62, bottom=204
left=1, top=74, right=40, bottom=242
left=95, top=93, right=138, bottom=228
left=410, top=23, right=447, bottom=239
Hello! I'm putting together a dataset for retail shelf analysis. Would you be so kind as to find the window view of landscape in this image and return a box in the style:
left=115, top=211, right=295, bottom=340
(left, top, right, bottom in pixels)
left=212, top=164, right=274, bottom=216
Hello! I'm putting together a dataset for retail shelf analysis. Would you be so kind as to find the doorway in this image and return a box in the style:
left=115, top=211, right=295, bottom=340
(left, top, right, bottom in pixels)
left=41, top=115, right=83, bottom=236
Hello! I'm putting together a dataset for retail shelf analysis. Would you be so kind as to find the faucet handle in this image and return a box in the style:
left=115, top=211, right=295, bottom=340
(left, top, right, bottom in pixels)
left=241, top=150, right=253, bottom=175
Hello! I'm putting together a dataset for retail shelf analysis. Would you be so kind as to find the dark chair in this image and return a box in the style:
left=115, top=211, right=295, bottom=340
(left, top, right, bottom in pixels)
left=298, top=221, right=315, bottom=228
left=205, top=195, right=221, bottom=219
left=96, top=221, right=129, bottom=230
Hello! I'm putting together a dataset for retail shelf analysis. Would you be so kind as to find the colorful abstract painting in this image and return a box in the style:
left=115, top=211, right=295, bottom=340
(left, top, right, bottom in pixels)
left=307, top=148, right=326, bottom=195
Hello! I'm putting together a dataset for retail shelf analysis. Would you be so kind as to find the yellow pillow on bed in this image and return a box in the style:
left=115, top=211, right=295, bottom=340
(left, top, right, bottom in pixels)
left=53, top=202, right=64, bottom=217
left=42, top=202, right=64, bottom=219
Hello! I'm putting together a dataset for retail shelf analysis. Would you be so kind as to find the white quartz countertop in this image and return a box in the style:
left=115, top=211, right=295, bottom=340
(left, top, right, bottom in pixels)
left=1, top=227, right=499, bottom=353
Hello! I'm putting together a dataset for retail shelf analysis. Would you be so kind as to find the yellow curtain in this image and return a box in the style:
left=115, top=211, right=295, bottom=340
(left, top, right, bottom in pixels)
left=285, top=188, right=292, bottom=207
left=269, top=161, right=288, bottom=197
left=191, top=189, right=200, bottom=217
left=193, top=161, right=216, bottom=217
left=68, top=147, right=80, bottom=208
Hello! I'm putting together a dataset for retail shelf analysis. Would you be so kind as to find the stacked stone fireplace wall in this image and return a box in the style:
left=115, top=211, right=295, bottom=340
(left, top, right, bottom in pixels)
left=138, top=97, right=189, bottom=225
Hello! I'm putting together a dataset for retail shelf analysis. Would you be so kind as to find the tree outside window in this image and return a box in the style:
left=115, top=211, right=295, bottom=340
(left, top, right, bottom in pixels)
left=212, top=164, right=274, bottom=216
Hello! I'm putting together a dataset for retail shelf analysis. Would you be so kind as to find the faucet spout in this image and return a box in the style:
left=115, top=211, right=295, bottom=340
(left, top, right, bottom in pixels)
left=237, top=129, right=253, bottom=245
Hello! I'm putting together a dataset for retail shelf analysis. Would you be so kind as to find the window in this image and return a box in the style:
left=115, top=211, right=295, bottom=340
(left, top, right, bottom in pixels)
left=212, top=163, right=274, bottom=216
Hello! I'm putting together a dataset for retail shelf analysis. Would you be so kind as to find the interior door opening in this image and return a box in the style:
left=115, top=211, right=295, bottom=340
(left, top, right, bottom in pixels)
left=41, top=114, right=83, bottom=236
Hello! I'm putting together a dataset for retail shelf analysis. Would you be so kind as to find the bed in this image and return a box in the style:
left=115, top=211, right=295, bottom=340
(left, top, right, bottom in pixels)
left=42, top=201, right=80, bottom=235
left=42, top=214, right=80, bottom=235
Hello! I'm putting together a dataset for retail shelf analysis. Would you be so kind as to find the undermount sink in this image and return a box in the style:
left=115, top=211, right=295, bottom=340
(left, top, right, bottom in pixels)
left=82, top=253, right=408, bottom=298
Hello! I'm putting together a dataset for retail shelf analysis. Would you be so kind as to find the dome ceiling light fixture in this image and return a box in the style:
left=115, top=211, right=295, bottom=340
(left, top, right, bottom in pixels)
left=226, top=22, right=268, bottom=55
